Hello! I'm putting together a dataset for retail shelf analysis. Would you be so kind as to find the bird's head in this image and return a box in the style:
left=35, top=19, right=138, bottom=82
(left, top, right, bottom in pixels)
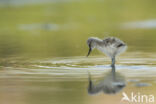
left=86, top=37, right=97, bottom=57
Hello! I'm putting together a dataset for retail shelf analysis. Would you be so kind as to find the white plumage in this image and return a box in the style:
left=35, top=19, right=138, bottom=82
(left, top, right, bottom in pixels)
left=87, top=37, right=127, bottom=67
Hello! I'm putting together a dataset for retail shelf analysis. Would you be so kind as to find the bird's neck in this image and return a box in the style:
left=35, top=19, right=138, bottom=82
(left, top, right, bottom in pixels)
left=93, top=38, right=103, bottom=47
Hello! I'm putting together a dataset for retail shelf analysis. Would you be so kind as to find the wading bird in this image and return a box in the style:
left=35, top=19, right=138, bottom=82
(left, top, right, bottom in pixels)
left=88, top=70, right=126, bottom=94
left=86, top=37, right=127, bottom=68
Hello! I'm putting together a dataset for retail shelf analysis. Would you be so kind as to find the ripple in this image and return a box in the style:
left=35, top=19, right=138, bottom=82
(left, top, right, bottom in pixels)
left=0, top=54, right=156, bottom=81
left=134, top=83, right=152, bottom=87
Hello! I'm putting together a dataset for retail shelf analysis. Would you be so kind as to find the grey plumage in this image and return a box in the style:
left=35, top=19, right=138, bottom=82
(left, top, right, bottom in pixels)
left=88, top=70, right=126, bottom=95
left=86, top=37, right=127, bottom=67
left=86, top=37, right=127, bottom=95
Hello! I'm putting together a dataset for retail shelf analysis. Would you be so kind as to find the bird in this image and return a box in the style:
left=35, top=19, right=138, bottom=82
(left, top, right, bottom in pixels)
left=88, top=71, right=126, bottom=94
left=86, top=37, right=127, bottom=68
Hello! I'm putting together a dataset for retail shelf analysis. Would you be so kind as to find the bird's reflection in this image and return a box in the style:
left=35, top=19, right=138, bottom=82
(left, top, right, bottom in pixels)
left=88, top=66, right=126, bottom=94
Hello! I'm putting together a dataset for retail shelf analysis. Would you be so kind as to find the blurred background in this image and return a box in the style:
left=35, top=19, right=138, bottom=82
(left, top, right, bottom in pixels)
left=0, top=1, right=156, bottom=104
left=0, top=0, right=156, bottom=58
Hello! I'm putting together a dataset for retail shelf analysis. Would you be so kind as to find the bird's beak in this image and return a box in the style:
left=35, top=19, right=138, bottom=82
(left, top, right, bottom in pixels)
left=87, top=46, right=92, bottom=57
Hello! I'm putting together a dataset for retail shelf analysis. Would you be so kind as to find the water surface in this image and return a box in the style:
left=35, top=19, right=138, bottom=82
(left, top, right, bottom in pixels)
left=0, top=52, right=156, bottom=104
left=0, top=0, right=156, bottom=104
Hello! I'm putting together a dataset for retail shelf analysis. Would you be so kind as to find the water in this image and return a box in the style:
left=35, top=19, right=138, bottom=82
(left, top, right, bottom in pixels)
left=0, top=52, right=156, bottom=104
left=0, top=0, right=156, bottom=104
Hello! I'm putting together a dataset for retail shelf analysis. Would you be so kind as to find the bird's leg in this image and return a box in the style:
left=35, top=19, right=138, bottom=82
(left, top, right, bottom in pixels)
left=111, top=57, right=116, bottom=73
left=111, top=57, right=115, bottom=68
left=111, top=57, right=116, bottom=81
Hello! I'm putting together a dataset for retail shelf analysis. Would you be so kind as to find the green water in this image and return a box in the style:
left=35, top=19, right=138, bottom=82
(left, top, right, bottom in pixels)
left=0, top=0, right=156, bottom=58
left=0, top=0, right=156, bottom=104
left=0, top=53, right=156, bottom=104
